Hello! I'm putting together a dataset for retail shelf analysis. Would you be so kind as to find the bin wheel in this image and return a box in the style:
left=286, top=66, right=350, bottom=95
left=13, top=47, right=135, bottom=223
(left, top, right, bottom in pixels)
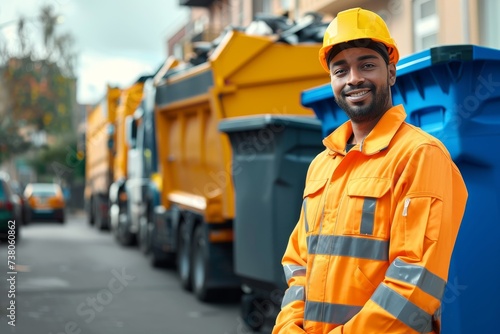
left=241, top=294, right=266, bottom=332
left=178, top=222, right=192, bottom=291
left=192, top=224, right=215, bottom=302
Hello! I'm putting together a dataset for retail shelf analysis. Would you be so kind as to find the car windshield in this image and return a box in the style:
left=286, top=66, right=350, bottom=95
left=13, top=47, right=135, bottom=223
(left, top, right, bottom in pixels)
left=34, top=190, right=57, bottom=197
left=31, top=184, right=58, bottom=196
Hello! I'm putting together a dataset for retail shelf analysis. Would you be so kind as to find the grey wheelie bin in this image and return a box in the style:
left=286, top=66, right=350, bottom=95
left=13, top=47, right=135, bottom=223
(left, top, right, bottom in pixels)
left=301, top=44, right=500, bottom=334
left=219, top=115, right=323, bottom=331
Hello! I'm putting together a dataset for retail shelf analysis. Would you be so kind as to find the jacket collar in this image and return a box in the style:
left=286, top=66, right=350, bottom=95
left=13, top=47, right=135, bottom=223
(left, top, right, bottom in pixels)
left=323, top=104, right=407, bottom=155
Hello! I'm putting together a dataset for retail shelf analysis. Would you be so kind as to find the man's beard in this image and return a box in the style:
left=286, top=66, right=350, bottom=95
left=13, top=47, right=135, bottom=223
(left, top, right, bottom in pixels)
left=334, top=80, right=391, bottom=123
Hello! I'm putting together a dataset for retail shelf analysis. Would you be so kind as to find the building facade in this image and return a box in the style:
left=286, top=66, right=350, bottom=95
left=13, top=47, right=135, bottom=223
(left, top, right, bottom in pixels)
left=170, top=0, right=500, bottom=61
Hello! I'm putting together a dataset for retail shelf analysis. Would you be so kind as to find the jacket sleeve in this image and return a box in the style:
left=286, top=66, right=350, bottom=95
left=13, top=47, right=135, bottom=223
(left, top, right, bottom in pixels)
left=272, top=205, right=309, bottom=334
left=329, top=143, right=468, bottom=334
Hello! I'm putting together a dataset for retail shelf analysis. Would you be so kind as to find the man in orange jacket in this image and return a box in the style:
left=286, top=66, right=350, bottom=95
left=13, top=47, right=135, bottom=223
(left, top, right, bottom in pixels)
left=272, top=7, right=468, bottom=334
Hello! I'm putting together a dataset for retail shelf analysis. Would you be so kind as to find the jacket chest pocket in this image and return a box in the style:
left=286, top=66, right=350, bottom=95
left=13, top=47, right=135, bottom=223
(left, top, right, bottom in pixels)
left=302, top=179, right=328, bottom=234
left=338, top=178, right=392, bottom=239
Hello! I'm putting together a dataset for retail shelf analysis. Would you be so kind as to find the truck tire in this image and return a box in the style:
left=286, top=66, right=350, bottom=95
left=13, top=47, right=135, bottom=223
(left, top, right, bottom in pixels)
left=115, top=204, right=135, bottom=246
left=178, top=221, right=192, bottom=291
left=192, top=224, right=214, bottom=302
left=138, top=216, right=149, bottom=254
left=139, top=205, right=155, bottom=255
left=149, top=224, right=176, bottom=268
left=94, top=195, right=109, bottom=231
left=117, top=225, right=135, bottom=246
left=95, top=209, right=105, bottom=230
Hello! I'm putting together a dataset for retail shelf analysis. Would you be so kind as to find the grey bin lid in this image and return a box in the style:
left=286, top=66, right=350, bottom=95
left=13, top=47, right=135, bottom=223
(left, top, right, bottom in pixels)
left=218, top=114, right=322, bottom=133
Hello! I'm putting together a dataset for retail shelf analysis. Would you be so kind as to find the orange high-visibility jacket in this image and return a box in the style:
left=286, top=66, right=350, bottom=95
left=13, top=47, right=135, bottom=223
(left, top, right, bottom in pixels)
left=273, top=105, right=468, bottom=334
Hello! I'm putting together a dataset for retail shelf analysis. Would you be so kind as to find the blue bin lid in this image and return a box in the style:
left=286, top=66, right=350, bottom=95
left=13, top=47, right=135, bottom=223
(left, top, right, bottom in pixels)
left=396, top=44, right=500, bottom=76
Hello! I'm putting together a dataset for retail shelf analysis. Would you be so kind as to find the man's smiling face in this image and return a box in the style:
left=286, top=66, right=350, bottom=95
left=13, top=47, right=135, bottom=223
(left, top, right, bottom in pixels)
left=329, top=47, right=396, bottom=123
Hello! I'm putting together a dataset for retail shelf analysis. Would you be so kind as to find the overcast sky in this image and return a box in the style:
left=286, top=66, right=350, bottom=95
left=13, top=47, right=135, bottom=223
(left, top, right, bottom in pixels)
left=0, top=0, right=190, bottom=104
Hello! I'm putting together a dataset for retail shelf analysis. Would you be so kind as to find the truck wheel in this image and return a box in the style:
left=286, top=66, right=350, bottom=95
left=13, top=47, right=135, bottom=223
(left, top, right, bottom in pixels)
left=110, top=204, right=119, bottom=239
left=178, top=222, right=192, bottom=291
left=95, top=210, right=104, bottom=230
left=138, top=216, right=151, bottom=254
left=115, top=204, right=135, bottom=246
left=137, top=205, right=155, bottom=255
left=118, top=226, right=135, bottom=246
left=149, top=224, right=176, bottom=268
left=192, top=224, right=214, bottom=302
left=95, top=196, right=109, bottom=231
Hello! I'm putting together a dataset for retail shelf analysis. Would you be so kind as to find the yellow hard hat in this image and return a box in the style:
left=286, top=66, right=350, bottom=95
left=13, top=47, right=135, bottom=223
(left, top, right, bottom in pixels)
left=319, top=7, right=399, bottom=72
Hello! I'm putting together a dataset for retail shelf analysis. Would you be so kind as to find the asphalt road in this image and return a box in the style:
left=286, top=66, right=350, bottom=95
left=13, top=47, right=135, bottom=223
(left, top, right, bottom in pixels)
left=0, top=213, right=261, bottom=334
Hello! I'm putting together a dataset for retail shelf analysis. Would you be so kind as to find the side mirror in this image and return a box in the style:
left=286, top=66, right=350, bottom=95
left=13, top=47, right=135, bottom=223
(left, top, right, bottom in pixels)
left=125, top=115, right=138, bottom=148
left=107, top=124, right=115, bottom=151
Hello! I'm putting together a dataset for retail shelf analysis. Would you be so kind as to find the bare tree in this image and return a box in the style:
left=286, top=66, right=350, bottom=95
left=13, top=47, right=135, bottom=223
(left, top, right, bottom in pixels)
left=54, top=32, right=77, bottom=77
left=39, top=4, right=59, bottom=59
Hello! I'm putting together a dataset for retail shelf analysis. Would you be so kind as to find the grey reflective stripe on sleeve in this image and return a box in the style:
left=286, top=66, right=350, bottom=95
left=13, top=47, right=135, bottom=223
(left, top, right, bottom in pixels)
left=304, top=301, right=362, bottom=325
left=360, top=197, right=376, bottom=235
left=303, top=198, right=309, bottom=233
left=281, top=285, right=305, bottom=308
left=371, top=284, right=433, bottom=333
left=386, top=258, right=447, bottom=300
left=284, top=264, right=306, bottom=282
left=306, top=235, right=388, bottom=261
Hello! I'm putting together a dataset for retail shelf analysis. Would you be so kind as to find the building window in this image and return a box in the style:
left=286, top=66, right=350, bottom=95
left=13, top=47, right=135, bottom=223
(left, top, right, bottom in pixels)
left=281, top=0, right=290, bottom=11
left=253, top=0, right=272, bottom=18
left=478, top=0, right=500, bottom=49
left=173, top=43, right=183, bottom=60
left=413, top=0, right=439, bottom=51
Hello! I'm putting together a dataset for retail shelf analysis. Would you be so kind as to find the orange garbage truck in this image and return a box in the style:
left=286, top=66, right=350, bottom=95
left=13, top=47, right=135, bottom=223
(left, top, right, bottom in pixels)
left=108, top=75, right=154, bottom=245
left=148, top=20, right=329, bottom=302
left=84, top=86, right=121, bottom=230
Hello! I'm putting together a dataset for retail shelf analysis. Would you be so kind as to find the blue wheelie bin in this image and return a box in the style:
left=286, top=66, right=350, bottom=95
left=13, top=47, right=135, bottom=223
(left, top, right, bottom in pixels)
left=301, top=44, right=500, bottom=334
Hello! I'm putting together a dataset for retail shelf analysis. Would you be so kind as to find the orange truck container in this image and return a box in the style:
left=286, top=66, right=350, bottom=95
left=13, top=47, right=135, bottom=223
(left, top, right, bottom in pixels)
left=113, top=83, right=145, bottom=183
left=150, top=29, right=328, bottom=301
left=84, top=86, right=121, bottom=230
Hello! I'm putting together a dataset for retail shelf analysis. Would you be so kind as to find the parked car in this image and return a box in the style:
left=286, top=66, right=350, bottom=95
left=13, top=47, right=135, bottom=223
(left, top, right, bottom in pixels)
left=24, top=183, right=66, bottom=223
left=0, top=172, right=22, bottom=241
left=9, top=179, right=27, bottom=225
